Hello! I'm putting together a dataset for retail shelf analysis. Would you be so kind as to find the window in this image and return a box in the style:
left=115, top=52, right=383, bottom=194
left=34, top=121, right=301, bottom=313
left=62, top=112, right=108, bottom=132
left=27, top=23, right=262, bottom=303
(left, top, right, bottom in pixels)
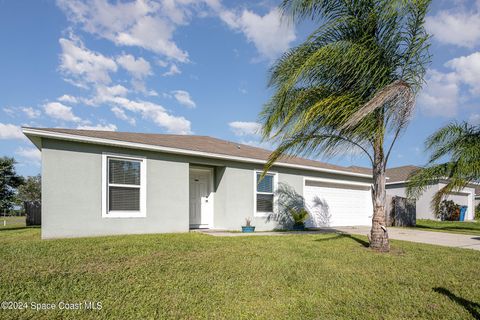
left=255, top=171, right=277, bottom=215
left=102, top=154, right=146, bottom=218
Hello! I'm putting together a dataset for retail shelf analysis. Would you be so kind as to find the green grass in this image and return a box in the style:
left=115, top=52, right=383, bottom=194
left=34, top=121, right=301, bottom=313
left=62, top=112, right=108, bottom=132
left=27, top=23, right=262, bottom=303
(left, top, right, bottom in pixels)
left=0, top=216, right=26, bottom=230
left=415, top=219, right=480, bottom=236
left=0, top=229, right=479, bottom=319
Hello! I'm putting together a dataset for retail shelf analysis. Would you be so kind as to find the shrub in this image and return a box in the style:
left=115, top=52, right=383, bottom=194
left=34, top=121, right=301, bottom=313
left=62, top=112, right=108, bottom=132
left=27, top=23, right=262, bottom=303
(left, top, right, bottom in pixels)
left=289, top=208, right=309, bottom=227
left=267, top=183, right=309, bottom=229
left=436, top=200, right=460, bottom=221
left=475, top=203, right=480, bottom=220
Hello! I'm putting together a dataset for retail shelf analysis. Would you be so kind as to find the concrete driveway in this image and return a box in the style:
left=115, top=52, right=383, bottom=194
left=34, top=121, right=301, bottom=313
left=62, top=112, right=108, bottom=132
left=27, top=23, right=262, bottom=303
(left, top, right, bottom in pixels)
left=335, top=226, right=480, bottom=251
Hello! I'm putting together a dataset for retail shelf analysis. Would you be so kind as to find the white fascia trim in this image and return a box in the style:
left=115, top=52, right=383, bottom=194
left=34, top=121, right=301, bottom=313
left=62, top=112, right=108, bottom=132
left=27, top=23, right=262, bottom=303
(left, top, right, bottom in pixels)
left=22, top=128, right=372, bottom=179
left=304, top=176, right=372, bottom=188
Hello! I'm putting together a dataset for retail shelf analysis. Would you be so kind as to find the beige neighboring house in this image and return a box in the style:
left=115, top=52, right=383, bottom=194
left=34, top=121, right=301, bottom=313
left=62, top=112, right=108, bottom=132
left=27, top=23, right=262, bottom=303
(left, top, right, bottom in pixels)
left=385, top=165, right=477, bottom=220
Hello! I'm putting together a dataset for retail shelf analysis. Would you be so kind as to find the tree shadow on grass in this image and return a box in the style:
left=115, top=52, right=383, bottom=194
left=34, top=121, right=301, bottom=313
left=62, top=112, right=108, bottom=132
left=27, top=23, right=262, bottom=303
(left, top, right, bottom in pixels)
left=0, top=226, right=40, bottom=232
left=416, top=224, right=480, bottom=234
left=314, top=233, right=369, bottom=248
left=433, top=287, right=480, bottom=319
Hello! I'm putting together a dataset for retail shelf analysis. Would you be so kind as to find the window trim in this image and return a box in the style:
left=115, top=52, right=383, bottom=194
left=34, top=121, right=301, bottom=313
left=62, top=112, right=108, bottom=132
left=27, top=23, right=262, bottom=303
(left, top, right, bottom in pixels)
left=102, top=153, right=147, bottom=218
left=253, top=170, right=278, bottom=217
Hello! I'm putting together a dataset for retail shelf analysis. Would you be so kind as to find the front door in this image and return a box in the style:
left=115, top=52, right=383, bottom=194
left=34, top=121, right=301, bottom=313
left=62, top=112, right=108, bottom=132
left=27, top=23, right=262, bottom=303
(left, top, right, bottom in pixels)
left=189, top=169, right=213, bottom=228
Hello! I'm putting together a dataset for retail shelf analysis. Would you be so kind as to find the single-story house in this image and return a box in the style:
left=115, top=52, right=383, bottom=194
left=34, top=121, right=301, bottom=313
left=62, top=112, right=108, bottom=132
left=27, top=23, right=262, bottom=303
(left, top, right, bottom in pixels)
left=385, top=165, right=476, bottom=220
left=23, top=127, right=375, bottom=239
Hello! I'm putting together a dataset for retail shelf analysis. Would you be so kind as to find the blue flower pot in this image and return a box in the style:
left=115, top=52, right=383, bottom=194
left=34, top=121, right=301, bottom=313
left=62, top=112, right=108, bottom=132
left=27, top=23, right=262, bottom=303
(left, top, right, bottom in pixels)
left=242, top=226, right=255, bottom=233
left=292, top=224, right=305, bottom=231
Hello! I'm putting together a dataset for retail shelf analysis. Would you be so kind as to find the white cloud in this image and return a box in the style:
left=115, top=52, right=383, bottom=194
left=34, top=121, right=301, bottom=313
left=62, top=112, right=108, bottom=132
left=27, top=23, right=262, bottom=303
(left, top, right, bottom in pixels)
left=469, top=113, right=480, bottom=125
left=111, top=106, right=136, bottom=126
left=16, top=147, right=41, bottom=163
left=21, top=107, right=41, bottom=119
left=219, top=8, right=296, bottom=60
left=58, top=94, right=79, bottom=104
left=426, top=3, right=480, bottom=48
left=163, top=64, right=181, bottom=76
left=0, top=123, right=25, bottom=140
left=76, top=123, right=118, bottom=131
left=57, top=1, right=295, bottom=62
left=2, top=107, right=16, bottom=117
left=109, top=97, right=191, bottom=134
left=172, top=90, right=196, bottom=108
left=90, top=87, right=191, bottom=134
left=229, top=121, right=261, bottom=136
left=116, top=54, right=152, bottom=79
left=446, top=52, right=480, bottom=94
left=156, top=59, right=168, bottom=67
left=59, top=35, right=118, bottom=86
left=99, top=84, right=129, bottom=97
left=57, top=0, right=189, bottom=62
left=43, top=102, right=82, bottom=123
left=417, top=70, right=459, bottom=117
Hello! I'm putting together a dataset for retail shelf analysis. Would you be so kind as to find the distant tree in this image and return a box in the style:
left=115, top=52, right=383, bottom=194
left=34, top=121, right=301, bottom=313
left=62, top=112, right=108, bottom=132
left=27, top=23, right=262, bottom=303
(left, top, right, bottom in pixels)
left=407, top=122, right=480, bottom=212
left=0, top=157, right=24, bottom=212
left=17, top=174, right=41, bottom=203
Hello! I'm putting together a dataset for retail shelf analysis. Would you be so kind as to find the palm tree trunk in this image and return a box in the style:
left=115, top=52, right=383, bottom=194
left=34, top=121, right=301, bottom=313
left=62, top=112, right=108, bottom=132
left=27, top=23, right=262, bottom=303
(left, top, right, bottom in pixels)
left=370, top=133, right=390, bottom=252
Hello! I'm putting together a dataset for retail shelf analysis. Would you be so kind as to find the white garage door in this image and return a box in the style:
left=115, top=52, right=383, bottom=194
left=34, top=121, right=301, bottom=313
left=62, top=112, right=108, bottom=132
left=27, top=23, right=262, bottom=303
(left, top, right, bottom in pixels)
left=304, top=180, right=373, bottom=227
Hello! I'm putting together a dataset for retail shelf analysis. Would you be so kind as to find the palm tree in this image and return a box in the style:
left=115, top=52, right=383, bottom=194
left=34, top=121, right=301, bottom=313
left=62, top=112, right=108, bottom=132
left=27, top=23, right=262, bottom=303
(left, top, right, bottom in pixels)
left=260, top=0, right=431, bottom=251
left=407, top=122, right=480, bottom=213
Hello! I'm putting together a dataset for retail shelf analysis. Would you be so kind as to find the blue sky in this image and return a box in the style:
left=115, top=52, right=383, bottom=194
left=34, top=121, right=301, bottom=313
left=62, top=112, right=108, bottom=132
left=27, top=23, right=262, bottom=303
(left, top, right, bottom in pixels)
left=0, top=0, right=479, bottom=176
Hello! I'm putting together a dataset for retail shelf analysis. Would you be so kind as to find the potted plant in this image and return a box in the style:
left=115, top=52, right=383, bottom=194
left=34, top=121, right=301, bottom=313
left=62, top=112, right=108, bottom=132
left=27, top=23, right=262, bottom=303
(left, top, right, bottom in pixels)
left=241, top=217, right=255, bottom=233
left=290, top=208, right=309, bottom=231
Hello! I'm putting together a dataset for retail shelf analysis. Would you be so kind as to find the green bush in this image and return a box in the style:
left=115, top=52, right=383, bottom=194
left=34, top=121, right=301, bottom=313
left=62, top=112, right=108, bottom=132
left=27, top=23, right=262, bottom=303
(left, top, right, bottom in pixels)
left=436, top=200, right=460, bottom=221
left=475, top=203, right=480, bottom=220
left=289, top=208, right=309, bottom=227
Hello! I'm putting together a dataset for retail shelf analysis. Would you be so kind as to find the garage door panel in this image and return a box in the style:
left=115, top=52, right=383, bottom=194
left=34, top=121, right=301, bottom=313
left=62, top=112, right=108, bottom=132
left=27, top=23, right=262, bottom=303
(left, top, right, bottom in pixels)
left=305, top=181, right=372, bottom=227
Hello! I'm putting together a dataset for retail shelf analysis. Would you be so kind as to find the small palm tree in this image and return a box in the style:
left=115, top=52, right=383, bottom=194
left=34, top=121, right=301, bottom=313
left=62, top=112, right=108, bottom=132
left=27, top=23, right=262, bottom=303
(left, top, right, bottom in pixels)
left=260, top=0, right=431, bottom=251
left=407, top=122, right=480, bottom=212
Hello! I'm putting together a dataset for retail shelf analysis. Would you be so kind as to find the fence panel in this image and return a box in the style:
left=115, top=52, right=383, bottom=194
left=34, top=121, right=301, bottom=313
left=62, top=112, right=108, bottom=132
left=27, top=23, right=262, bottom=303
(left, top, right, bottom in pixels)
left=25, top=202, right=41, bottom=226
left=385, top=196, right=416, bottom=227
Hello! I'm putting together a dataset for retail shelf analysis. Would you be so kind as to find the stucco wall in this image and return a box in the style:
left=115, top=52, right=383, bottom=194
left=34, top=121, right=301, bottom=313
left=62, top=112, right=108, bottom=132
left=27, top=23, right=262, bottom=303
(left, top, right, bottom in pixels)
left=41, top=138, right=373, bottom=237
left=386, top=183, right=439, bottom=219
left=386, top=182, right=476, bottom=220
left=212, top=161, right=371, bottom=231
left=211, top=164, right=306, bottom=231
left=42, top=139, right=190, bottom=239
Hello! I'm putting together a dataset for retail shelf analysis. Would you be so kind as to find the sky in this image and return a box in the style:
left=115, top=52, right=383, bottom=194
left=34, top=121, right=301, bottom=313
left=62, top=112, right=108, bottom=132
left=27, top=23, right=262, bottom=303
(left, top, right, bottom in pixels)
left=0, top=0, right=479, bottom=177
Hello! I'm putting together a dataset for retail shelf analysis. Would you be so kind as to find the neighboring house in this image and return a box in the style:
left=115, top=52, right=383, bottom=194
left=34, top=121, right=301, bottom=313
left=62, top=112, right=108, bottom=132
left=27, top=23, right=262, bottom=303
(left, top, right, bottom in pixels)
left=23, top=127, right=375, bottom=239
left=385, top=165, right=476, bottom=220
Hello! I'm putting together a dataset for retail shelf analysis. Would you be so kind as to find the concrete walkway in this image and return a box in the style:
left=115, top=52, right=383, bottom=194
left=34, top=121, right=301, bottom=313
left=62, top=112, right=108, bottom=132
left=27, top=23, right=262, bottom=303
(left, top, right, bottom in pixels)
left=335, top=226, right=480, bottom=251
left=193, top=229, right=336, bottom=237
left=196, top=227, right=480, bottom=251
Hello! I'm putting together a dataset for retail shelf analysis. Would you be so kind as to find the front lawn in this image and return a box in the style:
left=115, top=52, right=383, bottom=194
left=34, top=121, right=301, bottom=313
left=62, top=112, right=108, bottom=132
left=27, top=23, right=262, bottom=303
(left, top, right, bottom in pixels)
left=0, top=216, right=26, bottom=230
left=415, top=219, right=480, bottom=236
left=1, top=229, right=479, bottom=319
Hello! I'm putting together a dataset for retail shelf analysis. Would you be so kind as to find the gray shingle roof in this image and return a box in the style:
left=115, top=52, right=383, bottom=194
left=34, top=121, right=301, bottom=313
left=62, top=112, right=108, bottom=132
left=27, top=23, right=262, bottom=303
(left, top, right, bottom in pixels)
left=24, top=127, right=371, bottom=176
left=385, top=165, right=422, bottom=183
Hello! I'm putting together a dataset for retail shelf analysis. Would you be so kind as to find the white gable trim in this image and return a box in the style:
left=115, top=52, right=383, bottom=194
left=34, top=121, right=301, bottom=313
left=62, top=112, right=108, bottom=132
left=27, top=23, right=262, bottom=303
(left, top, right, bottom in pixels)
left=23, top=128, right=372, bottom=179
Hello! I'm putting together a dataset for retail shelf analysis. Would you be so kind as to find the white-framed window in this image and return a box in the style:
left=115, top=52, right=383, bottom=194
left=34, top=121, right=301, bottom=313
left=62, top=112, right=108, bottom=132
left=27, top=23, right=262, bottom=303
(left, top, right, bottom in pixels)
left=102, top=153, right=146, bottom=218
left=254, top=171, right=277, bottom=216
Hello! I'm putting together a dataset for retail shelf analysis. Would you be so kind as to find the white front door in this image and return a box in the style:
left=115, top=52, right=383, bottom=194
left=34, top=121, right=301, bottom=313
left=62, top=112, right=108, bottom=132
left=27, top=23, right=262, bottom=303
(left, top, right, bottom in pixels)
left=189, top=169, right=213, bottom=228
